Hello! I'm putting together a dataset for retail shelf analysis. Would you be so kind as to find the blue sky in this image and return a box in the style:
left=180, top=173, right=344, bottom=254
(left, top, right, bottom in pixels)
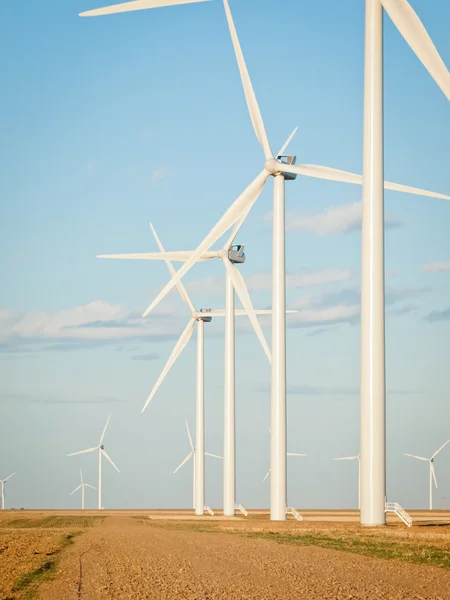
left=1, top=0, right=449, bottom=511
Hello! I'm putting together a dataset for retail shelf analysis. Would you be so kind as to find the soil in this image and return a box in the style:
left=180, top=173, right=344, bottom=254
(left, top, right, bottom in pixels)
left=35, top=515, right=450, bottom=600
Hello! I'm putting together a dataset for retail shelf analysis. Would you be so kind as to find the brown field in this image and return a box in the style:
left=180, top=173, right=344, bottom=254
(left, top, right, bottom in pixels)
left=1, top=510, right=449, bottom=599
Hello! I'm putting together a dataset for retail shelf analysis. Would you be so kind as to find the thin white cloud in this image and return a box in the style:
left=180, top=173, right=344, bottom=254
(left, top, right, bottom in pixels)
left=150, top=166, right=167, bottom=187
left=423, top=261, right=450, bottom=273
left=264, top=201, right=403, bottom=235
left=0, top=301, right=180, bottom=355
left=87, top=163, right=97, bottom=175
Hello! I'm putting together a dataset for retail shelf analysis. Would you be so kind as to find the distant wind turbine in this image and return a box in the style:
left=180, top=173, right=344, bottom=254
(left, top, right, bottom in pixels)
left=70, top=469, right=96, bottom=510
left=405, top=440, right=450, bottom=510
left=333, top=453, right=361, bottom=509
left=1, top=473, right=16, bottom=510
left=67, top=415, right=120, bottom=510
left=173, top=421, right=222, bottom=510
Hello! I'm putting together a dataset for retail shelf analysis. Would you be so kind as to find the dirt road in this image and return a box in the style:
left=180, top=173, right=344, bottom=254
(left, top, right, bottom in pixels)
left=37, top=516, right=450, bottom=600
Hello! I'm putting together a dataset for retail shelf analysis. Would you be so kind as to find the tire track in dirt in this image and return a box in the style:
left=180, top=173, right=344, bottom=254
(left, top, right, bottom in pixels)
left=37, top=516, right=450, bottom=600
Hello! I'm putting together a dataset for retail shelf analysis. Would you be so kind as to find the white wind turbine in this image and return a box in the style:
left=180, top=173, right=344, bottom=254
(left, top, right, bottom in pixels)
left=1, top=473, right=16, bottom=510
left=70, top=469, right=96, bottom=510
left=67, top=416, right=120, bottom=510
left=263, top=428, right=307, bottom=483
left=173, top=420, right=222, bottom=511
left=129, top=225, right=286, bottom=516
left=360, top=0, right=450, bottom=528
left=98, top=219, right=278, bottom=517
left=405, top=439, right=450, bottom=510
left=79, top=0, right=450, bottom=521
left=333, top=453, right=361, bottom=510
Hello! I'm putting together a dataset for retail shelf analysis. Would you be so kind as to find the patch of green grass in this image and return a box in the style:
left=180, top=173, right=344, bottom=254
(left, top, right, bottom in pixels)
left=3, top=516, right=102, bottom=529
left=164, top=522, right=450, bottom=570
left=10, top=532, right=82, bottom=600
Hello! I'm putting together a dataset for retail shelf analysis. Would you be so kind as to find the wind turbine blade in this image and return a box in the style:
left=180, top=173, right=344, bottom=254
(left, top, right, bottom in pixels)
left=85, top=484, right=97, bottom=490
left=3, top=473, right=16, bottom=482
left=142, top=318, right=196, bottom=413
left=223, top=200, right=255, bottom=249
left=404, top=453, right=428, bottom=461
left=431, top=439, right=450, bottom=460
left=380, top=0, right=450, bottom=101
left=287, top=453, right=307, bottom=457
left=142, top=170, right=269, bottom=317
left=333, top=456, right=358, bottom=461
left=149, top=223, right=196, bottom=313
left=101, top=449, right=120, bottom=473
left=279, top=163, right=450, bottom=200
left=173, top=451, right=193, bottom=474
left=70, top=484, right=82, bottom=495
left=431, top=463, right=438, bottom=489
left=277, top=127, right=298, bottom=158
left=185, top=421, right=194, bottom=451
left=80, top=0, right=210, bottom=18
left=97, top=251, right=215, bottom=262
left=67, top=447, right=98, bottom=457
left=99, top=415, right=111, bottom=446
left=224, top=257, right=271, bottom=362
left=263, top=470, right=270, bottom=483
left=222, top=0, right=272, bottom=159
left=80, top=468, right=84, bottom=484
left=205, top=453, right=223, bottom=459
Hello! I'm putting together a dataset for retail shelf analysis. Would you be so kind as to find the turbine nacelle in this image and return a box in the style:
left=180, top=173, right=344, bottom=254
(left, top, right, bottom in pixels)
left=228, top=244, right=245, bottom=264
left=264, top=156, right=297, bottom=179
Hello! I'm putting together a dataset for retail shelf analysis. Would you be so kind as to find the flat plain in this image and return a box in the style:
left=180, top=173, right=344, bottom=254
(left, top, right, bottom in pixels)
left=1, top=510, right=449, bottom=600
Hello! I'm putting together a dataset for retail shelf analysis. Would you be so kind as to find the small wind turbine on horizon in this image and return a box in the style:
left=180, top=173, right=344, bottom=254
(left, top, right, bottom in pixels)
left=70, top=469, right=96, bottom=510
left=173, top=421, right=222, bottom=511
left=67, top=416, right=120, bottom=510
left=333, top=453, right=361, bottom=510
left=405, top=440, right=450, bottom=510
left=1, top=473, right=16, bottom=510
left=263, top=428, right=307, bottom=483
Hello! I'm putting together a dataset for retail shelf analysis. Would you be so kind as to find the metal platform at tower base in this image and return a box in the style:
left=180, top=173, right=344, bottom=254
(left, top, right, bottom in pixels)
left=235, top=504, right=248, bottom=516
left=286, top=506, right=303, bottom=521
left=385, top=502, right=413, bottom=527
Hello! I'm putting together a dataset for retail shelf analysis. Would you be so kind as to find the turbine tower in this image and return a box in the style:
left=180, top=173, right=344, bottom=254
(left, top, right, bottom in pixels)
left=1, top=473, right=16, bottom=510
left=173, top=421, right=222, bottom=510
left=360, top=0, right=450, bottom=526
left=333, top=454, right=361, bottom=510
left=405, top=439, right=450, bottom=510
left=79, top=0, right=450, bottom=521
left=67, top=415, right=120, bottom=510
left=70, top=469, right=96, bottom=510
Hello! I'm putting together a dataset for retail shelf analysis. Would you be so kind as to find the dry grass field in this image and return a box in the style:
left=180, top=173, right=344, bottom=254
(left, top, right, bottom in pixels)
left=1, top=510, right=449, bottom=599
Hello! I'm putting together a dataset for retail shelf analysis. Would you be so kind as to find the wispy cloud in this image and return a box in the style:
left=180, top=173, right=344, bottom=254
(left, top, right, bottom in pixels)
left=264, top=201, right=404, bottom=235
left=423, top=262, right=450, bottom=273
left=87, top=163, right=97, bottom=175
left=426, top=308, right=450, bottom=322
left=0, top=301, right=181, bottom=355
left=0, top=392, right=125, bottom=405
left=131, top=352, right=160, bottom=361
left=150, top=166, right=167, bottom=187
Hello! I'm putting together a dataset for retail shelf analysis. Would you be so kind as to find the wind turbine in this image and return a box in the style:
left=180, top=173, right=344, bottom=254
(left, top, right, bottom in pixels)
left=1, top=473, right=16, bottom=510
left=70, top=469, right=96, bottom=510
left=79, top=0, right=450, bottom=522
left=405, top=440, right=450, bottom=510
left=263, top=428, right=306, bottom=484
left=360, top=0, right=450, bottom=526
left=333, top=454, right=361, bottom=510
left=67, top=416, right=120, bottom=510
left=173, top=420, right=222, bottom=511
left=131, top=225, right=288, bottom=516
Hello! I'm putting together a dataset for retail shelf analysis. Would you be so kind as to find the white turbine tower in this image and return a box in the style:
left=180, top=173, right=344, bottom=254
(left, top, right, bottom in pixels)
left=405, top=440, right=450, bottom=510
left=1, top=473, right=16, bottom=510
left=67, top=415, right=120, bottom=510
left=173, top=421, right=222, bottom=511
left=79, top=0, right=450, bottom=522
left=70, top=469, right=96, bottom=510
left=360, top=1, right=450, bottom=526
left=333, top=454, right=361, bottom=510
